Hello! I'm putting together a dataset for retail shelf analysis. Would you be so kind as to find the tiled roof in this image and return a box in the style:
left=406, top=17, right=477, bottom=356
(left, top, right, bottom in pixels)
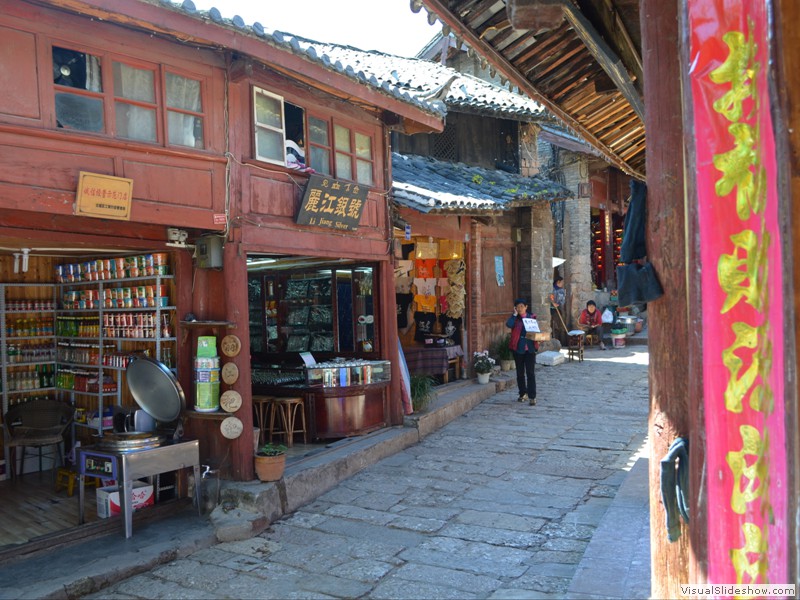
left=157, top=0, right=547, bottom=122
left=391, top=153, right=572, bottom=214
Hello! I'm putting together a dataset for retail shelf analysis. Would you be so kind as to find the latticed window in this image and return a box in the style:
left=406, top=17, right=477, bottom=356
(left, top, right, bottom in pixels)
left=432, top=122, right=457, bottom=161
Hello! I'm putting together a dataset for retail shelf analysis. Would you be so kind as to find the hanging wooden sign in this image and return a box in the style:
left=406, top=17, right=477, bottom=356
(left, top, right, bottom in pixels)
left=296, top=174, right=368, bottom=232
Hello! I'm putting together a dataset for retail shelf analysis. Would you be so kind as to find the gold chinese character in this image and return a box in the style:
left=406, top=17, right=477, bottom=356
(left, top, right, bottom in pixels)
left=713, top=123, right=764, bottom=219
left=710, top=27, right=759, bottom=123
left=319, top=192, right=337, bottom=214
left=726, top=425, right=768, bottom=514
left=718, top=229, right=769, bottom=313
left=333, top=196, right=348, bottom=218
left=731, top=522, right=767, bottom=585
left=347, top=198, right=363, bottom=219
left=305, top=189, right=322, bottom=213
left=722, top=321, right=766, bottom=413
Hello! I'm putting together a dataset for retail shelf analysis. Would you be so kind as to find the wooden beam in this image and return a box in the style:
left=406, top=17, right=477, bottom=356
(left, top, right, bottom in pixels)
left=560, top=3, right=644, bottom=120
left=506, top=0, right=644, bottom=118
left=422, top=0, right=644, bottom=179
left=642, top=0, right=694, bottom=595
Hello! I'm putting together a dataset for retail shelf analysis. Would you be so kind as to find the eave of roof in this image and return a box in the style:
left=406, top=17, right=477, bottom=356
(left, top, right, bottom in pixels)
left=391, top=152, right=572, bottom=214
left=420, top=0, right=646, bottom=179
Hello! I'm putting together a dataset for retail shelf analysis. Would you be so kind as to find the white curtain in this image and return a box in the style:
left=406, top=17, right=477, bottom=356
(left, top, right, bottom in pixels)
left=166, top=74, right=202, bottom=147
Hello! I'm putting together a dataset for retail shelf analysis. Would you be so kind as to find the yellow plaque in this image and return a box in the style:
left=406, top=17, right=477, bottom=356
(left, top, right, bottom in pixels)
left=76, top=171, right=133, bottom=221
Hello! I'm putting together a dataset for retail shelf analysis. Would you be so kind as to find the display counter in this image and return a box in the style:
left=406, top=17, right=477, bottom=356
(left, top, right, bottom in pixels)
left=252, top=359, right=390, bottom=439
left=401, top=344, right=463, bottom=382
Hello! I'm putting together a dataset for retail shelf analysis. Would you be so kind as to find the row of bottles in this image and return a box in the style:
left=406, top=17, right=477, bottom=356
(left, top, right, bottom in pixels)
left=56, top=316, right=100, bottom=338
left=6, top=364, right=56, bottom=391
left=57, top=342, right=116, bottom=366
left=5, top=300, right=56, bottom=311
left=7, top=343, right=57, bottom=363
left=6, top=316, right=55, bottom=338
left=56, top=368, right=116, bottom=393
left=5, top=391, right=54, bottom=406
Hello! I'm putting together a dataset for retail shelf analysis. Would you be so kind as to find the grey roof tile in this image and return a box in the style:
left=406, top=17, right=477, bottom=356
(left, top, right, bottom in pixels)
left=391, top=153, right=572, bottom=214
left=157, top=1, right=553, bottom=122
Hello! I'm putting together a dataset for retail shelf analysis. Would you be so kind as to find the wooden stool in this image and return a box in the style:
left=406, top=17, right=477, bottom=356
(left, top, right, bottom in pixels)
left=55, top=467, right=101, bottom=497
left=269, top=397, right=307, bottom=448
left=567, top=330, right=585, bottom=362
left=252, top=395, right=276, bottom=446
left=444, top=357, right=461, bottom=383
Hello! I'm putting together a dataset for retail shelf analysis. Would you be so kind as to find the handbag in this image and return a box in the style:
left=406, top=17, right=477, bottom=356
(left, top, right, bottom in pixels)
left=617, top=261, right=664, bottom=306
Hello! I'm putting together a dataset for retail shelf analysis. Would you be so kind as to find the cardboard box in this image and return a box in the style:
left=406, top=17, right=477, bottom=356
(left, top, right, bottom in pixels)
left=96, top=481, right=154, bottom=519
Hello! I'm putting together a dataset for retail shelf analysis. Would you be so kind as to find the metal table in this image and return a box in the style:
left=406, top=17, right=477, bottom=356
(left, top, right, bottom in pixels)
left=77, top=439, right=201, bottom=538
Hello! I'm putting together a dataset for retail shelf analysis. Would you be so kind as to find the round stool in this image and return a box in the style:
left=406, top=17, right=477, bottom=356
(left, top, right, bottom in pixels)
left=269, top=397, right=307, bottom=448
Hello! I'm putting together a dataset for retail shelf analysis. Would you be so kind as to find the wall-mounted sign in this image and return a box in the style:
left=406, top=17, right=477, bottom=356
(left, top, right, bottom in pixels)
left=296, top=174, right=368, bottom=231
left=494, top=255, right=505, bottom=287
left=75, top=172, right=133, bottom=221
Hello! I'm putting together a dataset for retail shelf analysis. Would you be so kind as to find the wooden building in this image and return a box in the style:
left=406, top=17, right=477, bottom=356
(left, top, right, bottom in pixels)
left=0, top=0, right=442, bottom=548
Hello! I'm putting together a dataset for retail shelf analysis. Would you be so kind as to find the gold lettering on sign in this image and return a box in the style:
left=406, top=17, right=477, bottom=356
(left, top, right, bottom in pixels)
left=731, top=522, right=768, bottom=585
left=710, top=19, right=774, bottom=581
left=726, top=425, right=768, bottom=514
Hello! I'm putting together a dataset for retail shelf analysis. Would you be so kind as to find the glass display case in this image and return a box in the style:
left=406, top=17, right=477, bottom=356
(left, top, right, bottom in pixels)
left=305, top=359, right=390, bottom=387
left=248, top=264, right=376, bottom=358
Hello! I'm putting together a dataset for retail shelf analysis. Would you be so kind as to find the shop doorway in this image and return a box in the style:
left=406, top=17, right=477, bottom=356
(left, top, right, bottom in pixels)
left=0, top=247, right=182, bottom=551
left=247, top=255, right=390, bottom=452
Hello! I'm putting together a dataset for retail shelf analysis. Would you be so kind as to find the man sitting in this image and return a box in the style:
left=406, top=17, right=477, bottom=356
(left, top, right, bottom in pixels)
left=579, top=300, right=606, bottom=350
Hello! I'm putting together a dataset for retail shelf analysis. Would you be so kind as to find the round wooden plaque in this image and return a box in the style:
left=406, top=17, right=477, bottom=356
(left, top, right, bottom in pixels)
left=220, top=416, right=243, bottom=439
left=220, top=390, right=243, bottom=413
left=220, top=334, right=242, bottom=357
left=221, top=362, right=239, bottom=385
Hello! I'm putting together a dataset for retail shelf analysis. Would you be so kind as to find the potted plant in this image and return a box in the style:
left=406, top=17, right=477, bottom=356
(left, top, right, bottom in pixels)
left=494, top=334, right=515, bottom=371
left=472, top=350, right=495, bottom=384
left=410, top=374, right=437, bottom=412
left=254, top=442, right=287, bottom=482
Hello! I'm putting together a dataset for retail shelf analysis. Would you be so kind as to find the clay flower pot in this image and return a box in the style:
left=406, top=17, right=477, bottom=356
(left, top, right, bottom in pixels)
left=254, top=443, right=287, bottom=482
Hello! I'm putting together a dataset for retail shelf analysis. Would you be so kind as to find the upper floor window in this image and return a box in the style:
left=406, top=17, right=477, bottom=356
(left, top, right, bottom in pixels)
left=253, top=86, right=374, bottom=186
left=52, top=46, right=205, bottom=149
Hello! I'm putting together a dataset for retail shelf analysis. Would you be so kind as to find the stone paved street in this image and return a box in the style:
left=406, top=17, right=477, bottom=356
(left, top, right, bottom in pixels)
left=88, top=348, right=650, bottom=599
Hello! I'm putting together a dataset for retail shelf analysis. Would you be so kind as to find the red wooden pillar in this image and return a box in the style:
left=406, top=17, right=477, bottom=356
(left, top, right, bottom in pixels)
left=641, top=0, right=696, bottom=596
left=222, top=237, right=254, bottom=481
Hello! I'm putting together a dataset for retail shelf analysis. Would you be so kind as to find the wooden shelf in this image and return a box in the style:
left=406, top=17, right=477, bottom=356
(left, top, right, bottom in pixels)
left=179, top=321, right=236, bottom=344
left=180, top=320, right=235, bottom=328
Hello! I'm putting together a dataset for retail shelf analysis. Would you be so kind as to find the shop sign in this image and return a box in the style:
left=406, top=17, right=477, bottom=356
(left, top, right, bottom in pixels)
left=688, top=0, right=786, bottom=585
left=75, top=172, right=133, bottom=221
left=296, top=174, right=367, bottom=231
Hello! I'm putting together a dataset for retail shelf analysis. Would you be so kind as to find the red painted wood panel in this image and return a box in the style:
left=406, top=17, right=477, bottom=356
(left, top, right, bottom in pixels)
left=0, top=25, right=40, bottom=120
left=122, top=160, right=214, bottom=209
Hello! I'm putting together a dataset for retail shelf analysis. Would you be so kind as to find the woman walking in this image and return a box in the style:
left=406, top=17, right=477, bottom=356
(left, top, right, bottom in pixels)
left=506, top=298, right=537, bottom=405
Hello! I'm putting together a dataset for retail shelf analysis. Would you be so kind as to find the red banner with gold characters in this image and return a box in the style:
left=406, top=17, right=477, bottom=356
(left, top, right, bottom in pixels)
left=687, top=0, right=787, bottom=587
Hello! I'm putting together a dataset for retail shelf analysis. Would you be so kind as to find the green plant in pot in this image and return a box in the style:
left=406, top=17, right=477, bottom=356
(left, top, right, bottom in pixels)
left=410, top=374, right=437, bottom=412
left=494, top=334, right=515, bottom=371
left=254, top=442, right=287, bottom=482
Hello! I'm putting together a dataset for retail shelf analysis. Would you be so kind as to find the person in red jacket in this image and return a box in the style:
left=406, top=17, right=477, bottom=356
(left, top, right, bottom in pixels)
left=579, top=300, right=606, bottom=349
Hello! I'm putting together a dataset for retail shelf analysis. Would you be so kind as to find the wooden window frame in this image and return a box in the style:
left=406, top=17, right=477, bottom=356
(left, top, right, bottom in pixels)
left=51, top=42, right=207, bottom=149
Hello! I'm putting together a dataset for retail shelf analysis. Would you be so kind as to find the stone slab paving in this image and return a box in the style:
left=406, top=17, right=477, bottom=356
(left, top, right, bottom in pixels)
left=87, top=348, right=650, bottom=599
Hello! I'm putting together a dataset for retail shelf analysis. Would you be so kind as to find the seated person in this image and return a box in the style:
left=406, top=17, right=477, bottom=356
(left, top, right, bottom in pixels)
left=578, top=300, right=606, bottom=350
left=285, top=138, right=305, bottom=169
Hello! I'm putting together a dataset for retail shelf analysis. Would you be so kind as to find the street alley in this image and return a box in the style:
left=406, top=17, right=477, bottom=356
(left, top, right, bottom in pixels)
left=85, top=347, right=650, bottom=600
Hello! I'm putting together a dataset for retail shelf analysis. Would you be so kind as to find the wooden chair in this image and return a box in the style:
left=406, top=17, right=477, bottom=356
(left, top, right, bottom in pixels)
left=3, top=398, right=73, bottom=478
